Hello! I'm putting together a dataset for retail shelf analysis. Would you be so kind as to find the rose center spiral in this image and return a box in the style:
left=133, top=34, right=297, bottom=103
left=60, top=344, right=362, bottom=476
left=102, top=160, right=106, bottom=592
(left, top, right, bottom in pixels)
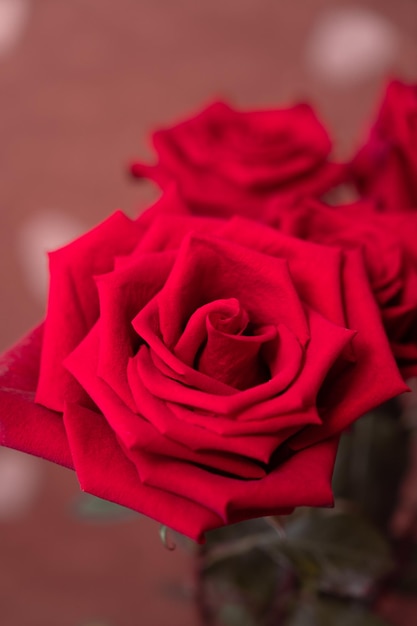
left=193, top=299, right=274, bottom=390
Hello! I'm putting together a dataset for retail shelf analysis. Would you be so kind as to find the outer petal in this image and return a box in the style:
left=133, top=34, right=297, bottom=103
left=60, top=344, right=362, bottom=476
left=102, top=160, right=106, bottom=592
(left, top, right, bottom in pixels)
left=290, top=250, right=408, bottom=449
left=36, top=211, right=144, bottom=412
left=351, top=80, right=417, bottom=210
left=0, top=326, right=73, bottom=468
left=63, top=402, right=223, bottom=542
left=136, top=437, right=339, bottom=522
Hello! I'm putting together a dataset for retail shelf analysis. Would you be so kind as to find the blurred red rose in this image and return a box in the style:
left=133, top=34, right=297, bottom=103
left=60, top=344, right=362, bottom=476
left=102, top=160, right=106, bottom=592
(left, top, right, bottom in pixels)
left=131, top=101, right=344, bottom=220
left=269, top=198, right=417, bottom=379
left=0, top=192, right=405, bottom=541
left=351, top=80, right=417, bottom=211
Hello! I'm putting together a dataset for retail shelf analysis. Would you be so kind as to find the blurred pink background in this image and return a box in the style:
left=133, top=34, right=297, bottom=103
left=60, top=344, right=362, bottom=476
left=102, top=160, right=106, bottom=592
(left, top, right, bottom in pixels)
left=1, top=1, right=417, bottom=624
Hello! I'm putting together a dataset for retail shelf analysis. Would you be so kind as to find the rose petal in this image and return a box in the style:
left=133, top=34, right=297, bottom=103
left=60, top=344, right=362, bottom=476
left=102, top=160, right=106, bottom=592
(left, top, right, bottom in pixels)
left=135, top=232, right=309, bottom=350
left=131, top=100, right=343, bottom=220
left=63, top=402, right=222, bottom=542
left=64, top=323, right=267, bottom=478
left=95, top=250, right=175, bottom=410
left=290, top=249, right=408, bottom=449
left=352, top=80, right=417, bottom=210
left=197, top=314, right=275, bottom=390
left=36, top=211, right=144, bottom=412
left=137, top=437, right=338, bottom=522
left=217, top=217, right=348, bottom=333
left=0, top=327, right=73, bottom=468
left=126, top=359, right=300, bottom=462
left=134, top=307, right=352, bottom=424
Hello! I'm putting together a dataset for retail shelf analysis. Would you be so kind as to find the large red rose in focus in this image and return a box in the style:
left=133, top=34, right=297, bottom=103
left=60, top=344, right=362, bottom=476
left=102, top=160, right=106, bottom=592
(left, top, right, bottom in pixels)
left=0, top=193, right=405, bottom=541
left=351, top=80, right=417, bottom=211
left=130, top=101, right=344, bottom=220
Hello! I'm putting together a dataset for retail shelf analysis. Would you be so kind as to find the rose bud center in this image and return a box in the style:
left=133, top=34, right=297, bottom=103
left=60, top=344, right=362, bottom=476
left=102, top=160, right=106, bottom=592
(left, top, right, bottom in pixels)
left=187, top=298, right=276, bottom=390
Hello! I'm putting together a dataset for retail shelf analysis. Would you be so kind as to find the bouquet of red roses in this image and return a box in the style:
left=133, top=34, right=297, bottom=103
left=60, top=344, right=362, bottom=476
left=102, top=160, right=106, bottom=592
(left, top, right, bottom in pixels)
left=4, top=77, right=417, bottom=625
left=1, top=80, right=416, bottom=548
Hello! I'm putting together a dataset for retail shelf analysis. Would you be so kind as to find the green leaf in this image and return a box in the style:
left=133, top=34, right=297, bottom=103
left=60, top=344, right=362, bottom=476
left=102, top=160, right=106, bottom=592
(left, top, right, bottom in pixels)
left=279, top=510, right=393, bottom=598
left=201, top=523, right=298, bottom=624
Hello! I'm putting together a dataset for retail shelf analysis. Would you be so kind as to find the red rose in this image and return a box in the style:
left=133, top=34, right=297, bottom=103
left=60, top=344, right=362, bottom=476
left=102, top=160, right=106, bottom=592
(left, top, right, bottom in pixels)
left=269, top=198, right=417, bottom=378
left=130, top=101, right=344, bottom=220
left=351, top=80, right=417, bottom=211
left=0, top=192, right=405, bottom=541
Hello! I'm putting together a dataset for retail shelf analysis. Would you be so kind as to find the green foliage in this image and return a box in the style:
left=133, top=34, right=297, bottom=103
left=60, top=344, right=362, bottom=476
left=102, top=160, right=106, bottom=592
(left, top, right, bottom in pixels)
left=203, top=543, right=284, bottom=624
left=280, top=510, right=393, bottom=598
left=200, top=508, right=394, bottom=623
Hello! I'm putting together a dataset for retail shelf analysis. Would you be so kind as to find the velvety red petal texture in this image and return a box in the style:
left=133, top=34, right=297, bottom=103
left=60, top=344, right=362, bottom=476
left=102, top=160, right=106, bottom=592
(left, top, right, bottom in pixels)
left=130, top=100, right=344, bottom=220
left=136, top=437, right=339, bottom=523
left=63, top=402, right=223, bottom=542
left=36, top=211, right=145, bottom=413
left=0, top=326, right=73, bottom=469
